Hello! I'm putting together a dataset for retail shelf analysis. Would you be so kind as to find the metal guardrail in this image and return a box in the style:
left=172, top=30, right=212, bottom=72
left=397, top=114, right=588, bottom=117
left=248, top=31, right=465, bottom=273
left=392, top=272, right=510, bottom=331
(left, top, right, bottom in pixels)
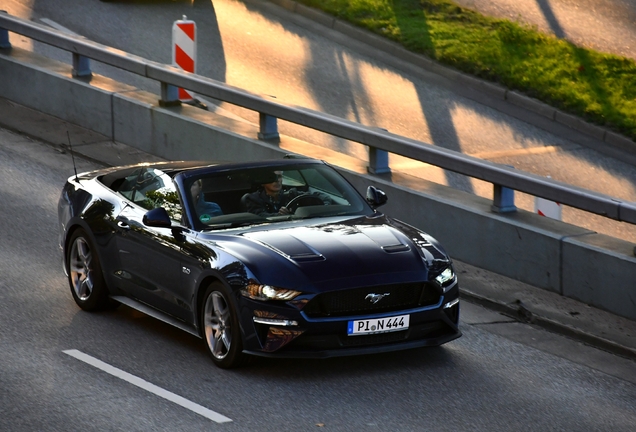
left=2, top=12, right=636, bottom=224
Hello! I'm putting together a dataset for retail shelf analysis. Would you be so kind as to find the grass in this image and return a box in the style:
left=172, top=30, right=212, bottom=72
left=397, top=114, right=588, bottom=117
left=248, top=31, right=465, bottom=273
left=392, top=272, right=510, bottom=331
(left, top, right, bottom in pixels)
left=295, top=0, right=636, bottom=140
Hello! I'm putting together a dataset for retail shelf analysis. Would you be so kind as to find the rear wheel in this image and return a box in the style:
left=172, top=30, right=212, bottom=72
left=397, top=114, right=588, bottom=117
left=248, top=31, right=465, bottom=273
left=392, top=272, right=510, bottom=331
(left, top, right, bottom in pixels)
left=67, top=229, right=116, bottom=311
left=201, top=282, right=248, bottom=368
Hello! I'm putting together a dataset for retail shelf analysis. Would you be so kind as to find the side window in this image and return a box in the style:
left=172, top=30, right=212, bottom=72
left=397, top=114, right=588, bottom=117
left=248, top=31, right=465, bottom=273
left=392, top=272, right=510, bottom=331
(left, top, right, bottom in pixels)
left=116, top=169, right=144, bottom=201
left=116, top=168, right=182, bottom=222
left=141, top=169, right=182, bottom=222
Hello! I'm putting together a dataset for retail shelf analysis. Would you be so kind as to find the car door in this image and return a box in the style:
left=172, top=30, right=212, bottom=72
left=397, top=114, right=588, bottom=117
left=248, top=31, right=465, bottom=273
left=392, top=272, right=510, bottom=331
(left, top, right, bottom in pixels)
left=112, top=168, right=192, bottom=322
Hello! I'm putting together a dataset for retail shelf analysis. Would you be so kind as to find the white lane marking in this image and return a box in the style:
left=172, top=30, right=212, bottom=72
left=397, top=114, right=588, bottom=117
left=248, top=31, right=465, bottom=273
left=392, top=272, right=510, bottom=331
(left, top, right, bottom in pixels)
left=63, top=349, right=232, bottom=423
left=40, top=18, right=79, bottom=36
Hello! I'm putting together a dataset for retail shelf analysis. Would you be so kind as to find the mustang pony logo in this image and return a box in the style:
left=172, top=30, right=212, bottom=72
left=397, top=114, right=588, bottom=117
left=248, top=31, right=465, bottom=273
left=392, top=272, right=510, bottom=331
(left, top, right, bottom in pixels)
left=365, top=293, right=391, bottom=304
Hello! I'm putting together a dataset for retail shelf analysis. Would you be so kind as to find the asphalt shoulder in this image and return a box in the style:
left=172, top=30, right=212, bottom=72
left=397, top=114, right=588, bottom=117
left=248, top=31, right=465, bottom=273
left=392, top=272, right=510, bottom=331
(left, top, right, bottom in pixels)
left=1, top=96, right=634, bottom=363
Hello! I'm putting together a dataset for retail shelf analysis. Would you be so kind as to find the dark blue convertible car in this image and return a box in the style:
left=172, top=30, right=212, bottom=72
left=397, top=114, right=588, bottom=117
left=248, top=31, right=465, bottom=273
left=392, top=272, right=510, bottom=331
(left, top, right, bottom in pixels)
left=58, top=158, right=460, bottom=368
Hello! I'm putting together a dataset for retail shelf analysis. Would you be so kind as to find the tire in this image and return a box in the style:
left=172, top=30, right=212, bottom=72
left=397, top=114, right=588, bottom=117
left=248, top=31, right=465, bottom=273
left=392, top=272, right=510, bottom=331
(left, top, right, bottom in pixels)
left=201, top=282, right=248, bottom=369
left=66, top=229, right=117, bottom=311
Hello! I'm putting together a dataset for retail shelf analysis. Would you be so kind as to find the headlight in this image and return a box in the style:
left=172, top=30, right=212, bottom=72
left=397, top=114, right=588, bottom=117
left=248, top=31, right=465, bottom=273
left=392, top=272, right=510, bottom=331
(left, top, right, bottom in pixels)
left=241, top=281, right=302, bottom=301
left=435, top=267, right=455, bottom=286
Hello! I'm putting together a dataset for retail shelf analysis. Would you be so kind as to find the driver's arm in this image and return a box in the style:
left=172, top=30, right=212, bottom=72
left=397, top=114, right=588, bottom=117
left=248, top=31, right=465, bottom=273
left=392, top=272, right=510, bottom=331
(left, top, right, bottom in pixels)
left=278, top=188, right=300, bottom=214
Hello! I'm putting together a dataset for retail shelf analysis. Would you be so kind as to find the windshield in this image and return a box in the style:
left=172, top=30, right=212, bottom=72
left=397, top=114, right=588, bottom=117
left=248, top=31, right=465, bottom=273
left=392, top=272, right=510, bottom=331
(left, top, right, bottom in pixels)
left=183, top=163, right=374, bottom=231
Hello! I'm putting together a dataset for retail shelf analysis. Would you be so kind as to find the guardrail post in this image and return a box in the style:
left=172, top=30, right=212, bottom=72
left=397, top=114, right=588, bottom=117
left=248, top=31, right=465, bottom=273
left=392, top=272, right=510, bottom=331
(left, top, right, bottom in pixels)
left=258, top=113, right=280, bottom=142
left=368, top=128, right=391, bottom=174
left=159, top=82, right=182, bottom=107
left=0, top=11, right=11, bottom=49
left=368, top=147, right=391, bottom=174
left=492, top=183, right=517, bottom=213
left=72, top=53, right=92, bottom=77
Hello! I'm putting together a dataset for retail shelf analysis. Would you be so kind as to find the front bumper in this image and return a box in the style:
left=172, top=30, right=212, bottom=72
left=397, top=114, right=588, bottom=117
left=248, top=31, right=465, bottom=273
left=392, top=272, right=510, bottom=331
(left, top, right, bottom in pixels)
left=239, top=293, right=461, bottom=359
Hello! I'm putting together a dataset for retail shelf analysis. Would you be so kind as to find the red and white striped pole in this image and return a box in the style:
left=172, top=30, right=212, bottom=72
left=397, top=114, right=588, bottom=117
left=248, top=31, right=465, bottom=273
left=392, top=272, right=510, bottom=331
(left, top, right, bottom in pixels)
left=172, top=15, right=196, bottom=103
left=534, top=176, right=562, bottom=220
left=534, top=197, right=562, bottom=220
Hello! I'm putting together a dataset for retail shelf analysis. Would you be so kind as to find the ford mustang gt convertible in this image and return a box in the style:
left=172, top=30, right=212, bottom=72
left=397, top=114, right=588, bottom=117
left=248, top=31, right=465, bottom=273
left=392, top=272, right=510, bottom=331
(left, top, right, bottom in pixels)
left=58, top=158, right=461, bottom=368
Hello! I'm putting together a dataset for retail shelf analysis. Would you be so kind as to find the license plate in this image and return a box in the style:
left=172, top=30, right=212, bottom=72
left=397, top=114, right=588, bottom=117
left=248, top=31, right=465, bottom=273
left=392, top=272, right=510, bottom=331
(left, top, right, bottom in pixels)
left=347, top=314, right=410, bottom=336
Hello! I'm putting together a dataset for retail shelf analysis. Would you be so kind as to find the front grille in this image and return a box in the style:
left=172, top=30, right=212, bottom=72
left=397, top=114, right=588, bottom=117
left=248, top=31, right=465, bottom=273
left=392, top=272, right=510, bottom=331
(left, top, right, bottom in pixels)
left=303, top=282, right=441, bottom=318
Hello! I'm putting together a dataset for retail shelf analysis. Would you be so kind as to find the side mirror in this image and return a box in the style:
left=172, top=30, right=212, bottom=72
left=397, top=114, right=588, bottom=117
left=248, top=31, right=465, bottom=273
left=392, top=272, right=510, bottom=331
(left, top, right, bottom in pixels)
left=143, top=207, right=172, bottom=228
left=366, top=186, right=388, bottom=208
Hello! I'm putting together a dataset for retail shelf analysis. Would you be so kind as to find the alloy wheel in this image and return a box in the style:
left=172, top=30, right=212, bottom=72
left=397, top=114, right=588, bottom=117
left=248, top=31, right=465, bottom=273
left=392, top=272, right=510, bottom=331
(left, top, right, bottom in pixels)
left=69, top=237, right=94, bottom=301
left=204, top=291, right=233, bottom=360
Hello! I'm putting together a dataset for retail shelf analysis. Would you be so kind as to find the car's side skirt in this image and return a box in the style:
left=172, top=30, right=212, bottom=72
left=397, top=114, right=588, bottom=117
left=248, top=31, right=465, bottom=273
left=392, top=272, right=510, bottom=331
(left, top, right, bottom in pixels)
left=111, top=296, right=201, bottom=338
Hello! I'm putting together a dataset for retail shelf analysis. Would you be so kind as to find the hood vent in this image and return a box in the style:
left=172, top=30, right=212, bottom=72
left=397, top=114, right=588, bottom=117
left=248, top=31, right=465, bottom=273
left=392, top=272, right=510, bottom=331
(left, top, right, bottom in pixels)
left=289, top=253, right=325, bottom=262
left=382, top=244, right=410, bottom=253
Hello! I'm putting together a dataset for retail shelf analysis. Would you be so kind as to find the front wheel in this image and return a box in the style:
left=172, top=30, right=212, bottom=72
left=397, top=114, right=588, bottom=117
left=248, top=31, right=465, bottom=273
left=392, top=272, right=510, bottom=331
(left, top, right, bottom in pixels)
left=201, top=282, right=248, bottom=368
left=66, top=229, right=117, bottom=311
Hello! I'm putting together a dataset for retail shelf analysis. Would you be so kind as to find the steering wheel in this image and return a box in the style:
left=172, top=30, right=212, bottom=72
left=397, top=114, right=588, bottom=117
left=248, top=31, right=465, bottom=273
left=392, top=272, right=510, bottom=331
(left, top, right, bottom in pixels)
left=285, top=194, right=325, bottom=213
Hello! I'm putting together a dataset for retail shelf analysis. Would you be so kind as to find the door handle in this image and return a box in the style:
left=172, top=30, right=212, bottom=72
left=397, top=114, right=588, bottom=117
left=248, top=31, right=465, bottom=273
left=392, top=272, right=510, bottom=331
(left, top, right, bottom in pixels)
left=116, top=216, right=131, bottom=230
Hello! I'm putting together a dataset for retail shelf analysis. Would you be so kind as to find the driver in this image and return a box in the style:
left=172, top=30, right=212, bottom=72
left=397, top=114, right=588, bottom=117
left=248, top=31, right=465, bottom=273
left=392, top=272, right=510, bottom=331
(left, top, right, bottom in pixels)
left=243, top=171, right=302, bottom=217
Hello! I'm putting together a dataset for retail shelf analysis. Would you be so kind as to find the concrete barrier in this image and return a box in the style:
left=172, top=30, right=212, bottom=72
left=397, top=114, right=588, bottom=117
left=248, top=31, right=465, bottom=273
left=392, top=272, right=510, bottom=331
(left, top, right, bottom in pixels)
left=563, top=235, right=636, bottom=319
left=1, top=46, right=635, bottom=321
left=0, top=47, right=130, bottom=138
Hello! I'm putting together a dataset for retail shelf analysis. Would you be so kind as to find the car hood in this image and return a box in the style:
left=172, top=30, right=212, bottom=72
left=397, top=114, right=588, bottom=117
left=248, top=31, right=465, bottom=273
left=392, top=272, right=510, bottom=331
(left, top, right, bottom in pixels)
left=212, top=216, right=449, bottom=292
